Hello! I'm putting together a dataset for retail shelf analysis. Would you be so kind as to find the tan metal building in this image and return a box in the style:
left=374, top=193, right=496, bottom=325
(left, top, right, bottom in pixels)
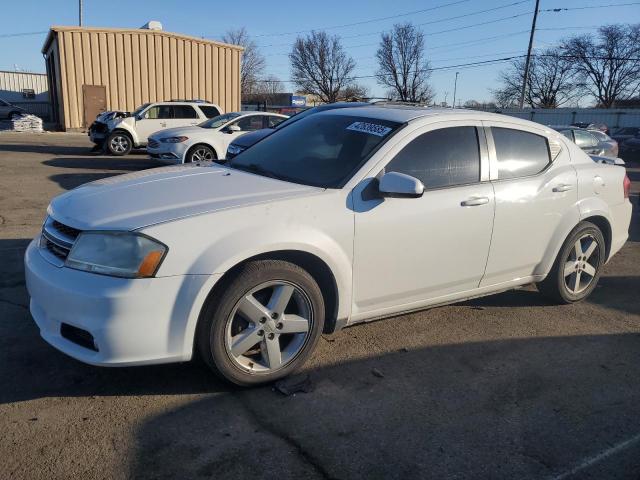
left=42, top=26, right=243, bottom=130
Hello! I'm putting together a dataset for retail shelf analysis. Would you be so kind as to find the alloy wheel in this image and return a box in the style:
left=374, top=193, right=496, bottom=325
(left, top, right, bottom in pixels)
left=224, top=280, right=313, bottom=374
left=191, top=148, right=213, bottom=162
left=563, top=233, right=600, bottom=295
left=110, top=135, right=129, bottom=153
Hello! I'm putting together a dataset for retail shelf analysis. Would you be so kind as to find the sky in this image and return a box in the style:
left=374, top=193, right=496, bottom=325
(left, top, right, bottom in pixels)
left=1, top=0, right=639, bottom=105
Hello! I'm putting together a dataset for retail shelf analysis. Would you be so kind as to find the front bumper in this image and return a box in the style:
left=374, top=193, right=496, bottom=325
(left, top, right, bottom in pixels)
left=147, top=141, right=188, bottom=164
left=24, top=238, right=211, bottom=366
left=88, top=122, right=109, bottom=144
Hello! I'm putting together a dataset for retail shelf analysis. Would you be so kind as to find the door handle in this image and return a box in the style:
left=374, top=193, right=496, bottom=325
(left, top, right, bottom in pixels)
left=461, top=196, right=489, bottom=206
left=552, top=183, right=573, bottom=192
left=160, top=122, right=167, bottom=127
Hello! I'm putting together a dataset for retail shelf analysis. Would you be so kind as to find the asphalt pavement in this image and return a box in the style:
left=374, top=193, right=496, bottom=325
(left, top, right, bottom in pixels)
left=1, top=132, right=639, bottom=479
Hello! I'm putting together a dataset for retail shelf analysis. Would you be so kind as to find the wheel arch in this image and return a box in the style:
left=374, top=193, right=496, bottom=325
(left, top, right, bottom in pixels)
left=197, top=249, right=341, bottom=337
left=581, top=214, right=612, bottom=261
left=183, top=142, right=219, bottom=163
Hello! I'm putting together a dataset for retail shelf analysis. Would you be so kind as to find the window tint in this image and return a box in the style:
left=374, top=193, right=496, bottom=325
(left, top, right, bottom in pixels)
left=385, top=127, right=480, bottom=189
left=234, top=115, right=265, bottom=132
left=145, top=105, right=172, bottom=119
left=199, top=106, right=221, bottom=118
left=268, top=116, right=285, bottom=128
left=492, top=127, right=550, bottom=179
left=230, top=114, right=401, bottom=188
left=574, top=129, right=598, bottom=148
left=172, top=105, right=198, bottom=119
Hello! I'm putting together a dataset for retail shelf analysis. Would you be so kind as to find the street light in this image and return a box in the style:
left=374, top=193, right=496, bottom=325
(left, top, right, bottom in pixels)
left=452, top=72, right=459, bottom=109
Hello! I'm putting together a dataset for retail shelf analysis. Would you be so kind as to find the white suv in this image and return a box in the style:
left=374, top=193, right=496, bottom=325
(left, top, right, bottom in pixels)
left=89, top=101, right=223, bottom=156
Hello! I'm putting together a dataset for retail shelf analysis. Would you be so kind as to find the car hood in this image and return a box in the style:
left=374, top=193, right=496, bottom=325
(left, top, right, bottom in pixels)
left=231, top=128, right=273, bottom=148
left=150, top=126, right=206, bottom=139
left=48, top=164, right=322, bottom=231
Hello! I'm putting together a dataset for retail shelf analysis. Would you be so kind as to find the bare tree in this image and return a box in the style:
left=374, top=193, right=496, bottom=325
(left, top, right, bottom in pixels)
left=375, top=23, right=434, bottom=103
left=492, top=48, right=577, bottom=108
left=222, top=27, right=266, bottom=94
left=561, top=24, right=640, bottom=108
left=289, top=31, right=357, bottom=103
left=250, top=75, right=285, bottom=104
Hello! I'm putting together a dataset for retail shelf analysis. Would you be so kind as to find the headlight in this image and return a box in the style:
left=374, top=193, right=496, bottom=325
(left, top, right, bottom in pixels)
left=227, top=144, right=244, bottom=155
left=65, top=232, right=167, bottom=278
left=161, top=136, right=188, bottom=143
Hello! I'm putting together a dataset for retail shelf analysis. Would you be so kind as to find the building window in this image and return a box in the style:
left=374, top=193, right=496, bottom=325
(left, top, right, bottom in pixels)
left=22, top=89, right=36, bottom=99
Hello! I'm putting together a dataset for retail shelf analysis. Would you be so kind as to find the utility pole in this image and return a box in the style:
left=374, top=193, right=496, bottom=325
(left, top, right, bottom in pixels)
left=79, top=0, right=83, bottom=26
left=452, top=72, right=459, bottom=109
left=519, top=0, right=540, bottom=108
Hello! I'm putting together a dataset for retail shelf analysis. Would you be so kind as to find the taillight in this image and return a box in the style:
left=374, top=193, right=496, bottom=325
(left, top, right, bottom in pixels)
left=623, top=174, right=631, bottom=199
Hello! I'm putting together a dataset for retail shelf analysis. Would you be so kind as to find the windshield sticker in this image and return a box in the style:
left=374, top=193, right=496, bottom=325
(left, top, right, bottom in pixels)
left=346, top=122, right=392, bottom=137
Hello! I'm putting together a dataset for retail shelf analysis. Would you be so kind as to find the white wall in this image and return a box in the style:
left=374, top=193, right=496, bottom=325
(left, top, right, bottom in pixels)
left=0, top=71, right=49, bottom=103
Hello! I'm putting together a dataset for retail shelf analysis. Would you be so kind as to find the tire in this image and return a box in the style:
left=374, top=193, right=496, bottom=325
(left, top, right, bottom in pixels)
left=186, top=144, right=216, bottom=163
left=197, top=260, right=325, bottom=386
left=538, top=221, right=606, bottom=304
left=106, top=131, right=132, bottom=156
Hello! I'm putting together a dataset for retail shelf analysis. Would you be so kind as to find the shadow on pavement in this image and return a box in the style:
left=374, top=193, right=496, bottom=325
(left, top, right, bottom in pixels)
left=128, top=333, right=640, bottom=480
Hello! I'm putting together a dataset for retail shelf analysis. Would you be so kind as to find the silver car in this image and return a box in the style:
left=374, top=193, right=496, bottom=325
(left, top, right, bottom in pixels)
left=588, top=129, right=618, bottom=158
left=552, top=126, right=612, bottom=157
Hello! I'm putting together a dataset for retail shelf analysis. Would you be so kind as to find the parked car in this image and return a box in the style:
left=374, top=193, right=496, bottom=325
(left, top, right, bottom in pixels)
left=89, top=100, right=223, bottom=156
left=611, top=126, right=640, bottom=145
left=0, top=98, right=25, bottom=119
left=147, top=111, right=288, bottom=163
left=551, top=126, right=606, bottom=156
left=587, top=129, right=618, bottom=158
left=572, top=122, right=609, bottom=135
left=621, top=135, right=640, bottom=155
left=226, top=102, right=370, bottom=159
left=25, top=106, right=632, bottom=386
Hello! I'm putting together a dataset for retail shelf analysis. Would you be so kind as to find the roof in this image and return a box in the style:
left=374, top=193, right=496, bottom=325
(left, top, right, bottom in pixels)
left=318, top=104, right=526, bottom=124
left=0, top=70, right=46, bottom=76
left=42, top=25, right=243, bottom=54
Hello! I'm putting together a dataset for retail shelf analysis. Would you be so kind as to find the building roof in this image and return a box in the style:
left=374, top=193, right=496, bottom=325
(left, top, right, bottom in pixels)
left=42, top=25, right=243, bottom=54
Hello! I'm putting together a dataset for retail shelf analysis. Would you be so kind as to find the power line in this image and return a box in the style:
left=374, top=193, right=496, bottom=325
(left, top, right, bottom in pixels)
left=0, top=31, right=48, bottom=39
left=540, top=1, right=640, bottom=12
left=250, top=0, right=471, bottom=38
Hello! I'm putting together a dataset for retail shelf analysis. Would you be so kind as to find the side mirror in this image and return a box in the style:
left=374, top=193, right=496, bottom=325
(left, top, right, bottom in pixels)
left=378, top=171, right=424, bottom=198
left=225, top=125, right=241, bottom=133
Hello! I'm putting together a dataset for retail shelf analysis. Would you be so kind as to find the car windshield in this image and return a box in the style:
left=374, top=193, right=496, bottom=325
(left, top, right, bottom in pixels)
left=272, top=106, right=322, bottom=130
left=132, top=103, right=150, bottom=117
left=228, top=113, right=402, bottom=188
left=199, top=112, right=242, bottom=129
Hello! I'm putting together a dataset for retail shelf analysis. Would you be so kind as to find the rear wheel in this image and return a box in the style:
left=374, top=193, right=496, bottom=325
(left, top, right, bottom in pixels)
left=106, top=131, right=132, bottom=156
left=187, top=144, right=216, bottom=163
left=197, top=260, right=324, bottom=386
left=538, top=222, right=605, bottom=303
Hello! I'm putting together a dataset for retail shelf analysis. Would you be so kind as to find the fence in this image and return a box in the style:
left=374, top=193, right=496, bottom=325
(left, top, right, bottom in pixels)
left=474, top=108, right=640, bottom=129
left=11, top=101, right=51, bottom=121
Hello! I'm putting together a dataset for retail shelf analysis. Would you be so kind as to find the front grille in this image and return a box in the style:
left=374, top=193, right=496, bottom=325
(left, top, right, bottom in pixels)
left=148, top=138, right=160, bottom=149
left=60, top=323, right=98, bottom=351
left=41, top=217, right=82, bottom=261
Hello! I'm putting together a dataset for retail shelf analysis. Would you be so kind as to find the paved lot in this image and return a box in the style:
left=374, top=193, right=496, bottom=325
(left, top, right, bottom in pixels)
left=1, top=132, right=639, bottom=480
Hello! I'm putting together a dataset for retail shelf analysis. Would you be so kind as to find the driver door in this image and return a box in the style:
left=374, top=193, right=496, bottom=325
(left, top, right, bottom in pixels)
left=220, top=115, right=266, bottom=151
left=136, top=104, right=173, bottom=143
left=351, top=122, right=495, bottom=321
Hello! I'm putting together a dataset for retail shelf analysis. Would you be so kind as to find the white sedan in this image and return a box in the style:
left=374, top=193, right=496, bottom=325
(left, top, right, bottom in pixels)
left=146, top=111, right=288, bottom=163
left=25, top=106, right=632, bottom=386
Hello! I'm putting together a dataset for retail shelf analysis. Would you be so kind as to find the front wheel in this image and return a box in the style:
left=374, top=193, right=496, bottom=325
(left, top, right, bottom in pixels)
left=187, top=144, right=216, bottom=163
left=106, top=131, right=132, bottom=156
left=538, top=222, right=606, bottom=303
left=197, top=260, right=325, bottom=386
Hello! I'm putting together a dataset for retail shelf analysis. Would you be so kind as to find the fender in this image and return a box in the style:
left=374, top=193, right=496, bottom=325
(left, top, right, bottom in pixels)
left=109, top=118, right=140, bottom=146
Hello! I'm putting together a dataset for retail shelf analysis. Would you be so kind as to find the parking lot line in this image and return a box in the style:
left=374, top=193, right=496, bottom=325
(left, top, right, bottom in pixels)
left=549, top=432, right=640, bottom=480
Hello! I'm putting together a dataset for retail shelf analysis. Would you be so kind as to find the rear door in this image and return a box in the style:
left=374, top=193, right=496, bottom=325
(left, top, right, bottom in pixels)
left=170, top=104, right=201, bottom=128
left=480, top=122, right=579, bottom=287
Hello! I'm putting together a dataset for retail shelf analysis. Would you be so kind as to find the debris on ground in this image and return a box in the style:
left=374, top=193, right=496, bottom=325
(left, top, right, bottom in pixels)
left=274, top=374, right=314, bottom=396
left=0, top=114, right=43, bottom=133
left=371, top=368, right=384, bottom=378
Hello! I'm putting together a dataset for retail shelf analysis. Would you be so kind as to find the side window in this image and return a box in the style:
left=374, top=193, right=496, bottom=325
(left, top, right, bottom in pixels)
left=173, top=105, right=198, bottom=119
left=234, top=115, right=264, bottom=132
left=574, top=130, right=598, bottom=148
left=386, top=126, right=480, bottom=189
left=144, top=105, right=173, bottom=119
left=199, top=106, right=221, bottom=118
left=267, top=116, right=285, bottom=128
left=559, top=129, right=573, bottom=141
left=492, top=127, right=550, bottom=179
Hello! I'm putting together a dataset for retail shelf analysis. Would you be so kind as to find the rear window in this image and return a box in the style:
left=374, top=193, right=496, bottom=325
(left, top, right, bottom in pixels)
left=199, top=105, right=221, bottom=118
left=492, top=127, right=551, bottom=179
left=172, top=105, right=198, bottom=119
